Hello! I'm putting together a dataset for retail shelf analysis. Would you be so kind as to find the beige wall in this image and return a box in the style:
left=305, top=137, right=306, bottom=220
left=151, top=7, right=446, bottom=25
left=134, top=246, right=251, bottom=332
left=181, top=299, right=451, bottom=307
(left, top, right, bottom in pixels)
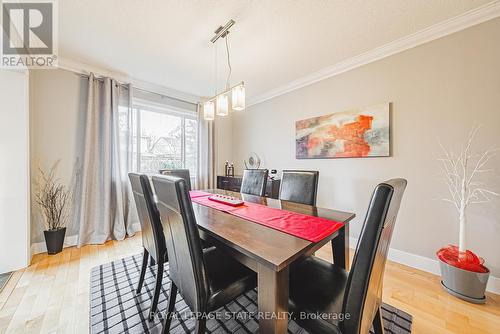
left=30, top=69, right=87, bottom=243
left=215, top=115, right=234, bottom=176
left=232, top=18, right=500, bottom=280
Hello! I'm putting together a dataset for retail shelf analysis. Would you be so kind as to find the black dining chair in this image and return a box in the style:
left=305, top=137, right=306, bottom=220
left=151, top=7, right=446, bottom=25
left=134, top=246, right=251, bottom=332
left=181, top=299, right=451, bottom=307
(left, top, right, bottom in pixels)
left=151, top=175, right=258, bottom=334
left=159, top=168, right=192, bottom=191
left=128, top=173, right=168, bottom=320
left=279, top=170, right=319, bottom=206
left=241, top=169, right=268, bottom=196
left=288, top=178, right=407, bottom=334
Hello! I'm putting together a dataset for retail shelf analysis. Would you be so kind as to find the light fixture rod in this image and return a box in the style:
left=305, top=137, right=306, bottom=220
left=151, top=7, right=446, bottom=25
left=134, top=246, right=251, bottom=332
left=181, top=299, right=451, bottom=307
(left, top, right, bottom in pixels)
left=210, top=19, right=235, bottom=43
left=206, top=81, right=244, bottom=102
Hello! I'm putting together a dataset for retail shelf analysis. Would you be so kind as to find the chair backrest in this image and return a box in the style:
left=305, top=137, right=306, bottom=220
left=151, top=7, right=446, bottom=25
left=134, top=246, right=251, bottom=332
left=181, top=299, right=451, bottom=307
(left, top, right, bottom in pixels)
left=341, top=179, right=407, bottom=334
left=128, top=173, right=166, bottom=262
left=279, top=170, right=319, bottom=206
left=241, top=169, right=268, bottom=196
left=151, top=174, right=209, bottom=313
left=159, top=169, right=192, bottom=191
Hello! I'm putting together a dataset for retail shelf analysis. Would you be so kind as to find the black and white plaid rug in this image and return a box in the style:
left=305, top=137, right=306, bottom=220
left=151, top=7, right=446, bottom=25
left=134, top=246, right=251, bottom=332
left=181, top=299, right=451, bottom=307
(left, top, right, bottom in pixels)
left=90, top=254, right=412, bottom=334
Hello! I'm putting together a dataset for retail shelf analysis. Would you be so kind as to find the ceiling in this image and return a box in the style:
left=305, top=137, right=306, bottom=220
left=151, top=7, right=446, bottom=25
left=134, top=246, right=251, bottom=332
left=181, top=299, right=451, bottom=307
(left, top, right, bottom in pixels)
left=59, top=0, right=493, bottom=100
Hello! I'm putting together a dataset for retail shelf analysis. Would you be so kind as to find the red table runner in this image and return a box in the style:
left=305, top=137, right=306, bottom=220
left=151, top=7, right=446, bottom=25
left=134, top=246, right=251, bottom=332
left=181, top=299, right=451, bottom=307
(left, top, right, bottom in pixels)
left=190, top=191, right=344, bottom=242
left=189, top=190, right=212, bottom=199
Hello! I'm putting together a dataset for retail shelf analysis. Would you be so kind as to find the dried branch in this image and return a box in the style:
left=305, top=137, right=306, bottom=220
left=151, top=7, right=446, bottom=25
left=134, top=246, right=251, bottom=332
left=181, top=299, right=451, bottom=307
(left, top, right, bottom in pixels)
left=34, top=160, right=73, bottom=231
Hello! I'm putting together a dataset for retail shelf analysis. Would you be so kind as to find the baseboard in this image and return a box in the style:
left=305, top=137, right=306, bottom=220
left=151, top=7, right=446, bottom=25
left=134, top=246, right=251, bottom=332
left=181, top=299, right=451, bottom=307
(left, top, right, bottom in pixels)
left=30, top=234, right=79, bottom=255
left=28, top=227, right=498, bottom=294
left=30, top=223, right=143, bottom=256
left=349, top=237, right=499, bottom=295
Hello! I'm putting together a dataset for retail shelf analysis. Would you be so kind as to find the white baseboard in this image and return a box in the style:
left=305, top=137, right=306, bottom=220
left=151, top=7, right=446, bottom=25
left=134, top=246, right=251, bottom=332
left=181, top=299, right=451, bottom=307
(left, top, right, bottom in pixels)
left=31, top=234, right=79, bottom=255
left=349, top=237, right=499, bottom=295
left=30, top=223, right=143, bottom=256
left=29, top=227, right=498, bottom=294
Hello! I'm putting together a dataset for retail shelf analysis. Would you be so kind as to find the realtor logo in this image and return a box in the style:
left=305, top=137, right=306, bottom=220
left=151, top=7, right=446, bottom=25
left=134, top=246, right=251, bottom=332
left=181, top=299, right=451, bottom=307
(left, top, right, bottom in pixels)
left=1, top=0, right=58, bottom=68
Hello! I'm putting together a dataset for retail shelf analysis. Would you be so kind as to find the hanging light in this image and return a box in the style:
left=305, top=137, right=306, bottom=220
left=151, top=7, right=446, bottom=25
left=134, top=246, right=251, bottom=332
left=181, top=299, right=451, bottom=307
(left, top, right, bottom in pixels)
left=204, top=19, right=246, bottom=121
left=216, top=94, right=229, bottom=116
left=231, top=84, right=245, bottom=111
left=203, top=101, right=215, bottom=120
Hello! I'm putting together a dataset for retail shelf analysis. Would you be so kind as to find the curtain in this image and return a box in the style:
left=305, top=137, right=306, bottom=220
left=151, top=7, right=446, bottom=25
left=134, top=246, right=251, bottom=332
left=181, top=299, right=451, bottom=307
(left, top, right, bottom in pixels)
left=76, top=73, right=137, bottom=246
left=196, top=104, right=216, bottom=189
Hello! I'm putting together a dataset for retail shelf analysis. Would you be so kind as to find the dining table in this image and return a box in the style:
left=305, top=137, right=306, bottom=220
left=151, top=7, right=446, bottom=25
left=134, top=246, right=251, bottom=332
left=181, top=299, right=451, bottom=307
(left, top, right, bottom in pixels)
left=191, top=189, right=356, bottom=334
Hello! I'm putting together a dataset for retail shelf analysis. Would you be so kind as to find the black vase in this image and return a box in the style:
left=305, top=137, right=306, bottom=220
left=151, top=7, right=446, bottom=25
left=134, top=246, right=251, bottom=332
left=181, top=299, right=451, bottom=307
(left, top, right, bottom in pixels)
left=43, top=227, right=66, bottom=255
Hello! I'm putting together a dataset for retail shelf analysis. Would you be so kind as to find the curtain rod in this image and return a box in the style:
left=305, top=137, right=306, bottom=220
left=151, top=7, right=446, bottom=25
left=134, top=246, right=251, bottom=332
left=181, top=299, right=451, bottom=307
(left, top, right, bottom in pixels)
left=133, top=86, right=198, bottom=106
left=75, top=72, right=198, bottom=107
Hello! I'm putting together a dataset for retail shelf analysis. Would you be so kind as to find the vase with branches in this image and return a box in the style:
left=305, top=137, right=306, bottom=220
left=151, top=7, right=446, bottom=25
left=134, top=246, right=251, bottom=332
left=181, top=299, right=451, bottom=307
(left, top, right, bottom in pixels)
left=35, top=161, right=73, bottom=254
left=437, top=126, right=498, bottom=303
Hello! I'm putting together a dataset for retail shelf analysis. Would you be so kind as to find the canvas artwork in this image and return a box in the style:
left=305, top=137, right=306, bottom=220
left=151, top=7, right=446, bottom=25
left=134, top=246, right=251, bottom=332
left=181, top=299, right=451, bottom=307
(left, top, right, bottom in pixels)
left=295, top=103, right=390, bottom=159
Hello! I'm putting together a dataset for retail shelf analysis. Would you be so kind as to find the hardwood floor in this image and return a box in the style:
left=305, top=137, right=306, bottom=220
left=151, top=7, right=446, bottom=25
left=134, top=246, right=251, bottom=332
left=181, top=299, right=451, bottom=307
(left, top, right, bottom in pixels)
left=315, top=247, right=500, bottom=334
left=0, top=233, right=499, bottom=333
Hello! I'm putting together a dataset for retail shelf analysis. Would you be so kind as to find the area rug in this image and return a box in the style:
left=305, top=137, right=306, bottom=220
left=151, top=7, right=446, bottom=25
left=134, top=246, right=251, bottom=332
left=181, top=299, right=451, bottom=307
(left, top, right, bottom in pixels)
left=90, top=254, right=412, bottom=334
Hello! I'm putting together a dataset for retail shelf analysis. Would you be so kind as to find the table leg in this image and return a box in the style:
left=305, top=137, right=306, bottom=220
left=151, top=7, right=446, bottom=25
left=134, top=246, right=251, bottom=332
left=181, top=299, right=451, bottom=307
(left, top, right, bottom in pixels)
left=257, top=264, right=289, bottom=334
left=331, top=224, right=350, bottom=270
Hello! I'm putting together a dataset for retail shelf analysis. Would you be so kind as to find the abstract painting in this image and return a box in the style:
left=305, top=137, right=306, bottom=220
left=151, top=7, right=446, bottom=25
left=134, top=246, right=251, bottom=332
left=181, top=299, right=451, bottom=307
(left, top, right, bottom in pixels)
left=296, top=103, right=390, bottom=159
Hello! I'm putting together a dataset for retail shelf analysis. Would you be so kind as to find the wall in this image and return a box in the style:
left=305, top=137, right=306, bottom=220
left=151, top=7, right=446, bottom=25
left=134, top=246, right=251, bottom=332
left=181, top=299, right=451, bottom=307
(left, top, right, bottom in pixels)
left=29, top=69, right=87, bottom=245
left=215, top=115, right=234, bottom=176
left=231, top=18, right=500, bottom=287
left=0, top=69, right=30, bottom=272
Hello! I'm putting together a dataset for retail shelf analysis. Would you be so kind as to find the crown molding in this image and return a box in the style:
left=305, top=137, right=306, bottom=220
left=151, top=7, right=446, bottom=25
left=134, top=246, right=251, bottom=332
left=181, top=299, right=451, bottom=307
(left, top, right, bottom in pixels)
left=57, top=57, right=201, bottom=104
left=248, top=1, right=500, bottom=107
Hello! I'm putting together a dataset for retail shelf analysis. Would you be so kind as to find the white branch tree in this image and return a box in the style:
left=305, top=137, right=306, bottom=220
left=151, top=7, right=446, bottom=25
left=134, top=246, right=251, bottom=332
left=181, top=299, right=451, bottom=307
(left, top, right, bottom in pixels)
left=438, top=126, right=499, bottom=257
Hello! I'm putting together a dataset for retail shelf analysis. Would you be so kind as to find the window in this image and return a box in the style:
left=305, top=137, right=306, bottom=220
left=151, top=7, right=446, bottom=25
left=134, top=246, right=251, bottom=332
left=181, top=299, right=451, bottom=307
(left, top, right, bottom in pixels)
left=132, top=102, right=198, bottom=185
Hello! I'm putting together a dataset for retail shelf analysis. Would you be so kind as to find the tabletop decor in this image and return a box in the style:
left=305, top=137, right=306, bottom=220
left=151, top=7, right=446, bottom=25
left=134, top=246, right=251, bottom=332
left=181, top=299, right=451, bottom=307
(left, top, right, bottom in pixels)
left=295, top=103, right=390, bottom=159
left=190, top=191, right=344, bottom=242
left=34, top=161, right=73, bottom=255
left=437, top=127, right=498, bottom=303
left=244, top=152, right=261, bottom=169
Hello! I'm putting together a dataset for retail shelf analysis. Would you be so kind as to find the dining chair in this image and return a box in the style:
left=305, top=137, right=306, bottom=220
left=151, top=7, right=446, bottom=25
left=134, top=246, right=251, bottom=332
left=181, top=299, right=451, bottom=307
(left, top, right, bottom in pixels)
left=151, top=174, right=258, bottom=334
left=288, top=178, right=407, bottom=334
left=279, top=170, right=319, bottom=206
left=159, top=168, right=192, bottom=191
left=128, top=173, right=168, bottom=320
left=241, top=169, right=268, bottom=196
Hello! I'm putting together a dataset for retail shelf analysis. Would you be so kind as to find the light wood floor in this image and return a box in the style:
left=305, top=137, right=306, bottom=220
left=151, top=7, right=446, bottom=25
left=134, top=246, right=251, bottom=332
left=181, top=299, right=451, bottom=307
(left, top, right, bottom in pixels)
left=1, top=234, right=499, bottom=334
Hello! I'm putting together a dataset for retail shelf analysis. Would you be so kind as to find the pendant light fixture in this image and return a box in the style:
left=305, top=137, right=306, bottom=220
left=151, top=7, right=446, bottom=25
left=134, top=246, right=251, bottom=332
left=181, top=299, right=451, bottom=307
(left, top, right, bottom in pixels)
left=203, top=19, right=246, bottom=120
left=216, top=94, right=229, bottom=116
left=203, top=100, right=215, bottom=120
left=231, top=83, right=245, bottom=111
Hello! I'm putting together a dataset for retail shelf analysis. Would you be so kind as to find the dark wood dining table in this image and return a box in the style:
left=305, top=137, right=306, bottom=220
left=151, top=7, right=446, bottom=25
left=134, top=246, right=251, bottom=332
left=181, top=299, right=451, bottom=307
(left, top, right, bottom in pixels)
left=192, top=189, right=356, bottom=334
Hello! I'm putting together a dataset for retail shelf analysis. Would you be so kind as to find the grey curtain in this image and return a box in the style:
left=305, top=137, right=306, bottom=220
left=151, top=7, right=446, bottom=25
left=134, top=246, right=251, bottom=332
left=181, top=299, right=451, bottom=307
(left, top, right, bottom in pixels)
left=76, top=73, right=137, bottom=246
left=196, top=104, right=216, bottom=190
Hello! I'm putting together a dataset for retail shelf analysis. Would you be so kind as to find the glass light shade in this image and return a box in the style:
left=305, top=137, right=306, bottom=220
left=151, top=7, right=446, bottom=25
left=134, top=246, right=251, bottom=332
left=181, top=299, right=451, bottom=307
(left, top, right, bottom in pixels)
left=203, top=101, right=215, bottom=121
left=216, top=94, right=229, bottom=116
left=231, top=85, right=245, bottom=111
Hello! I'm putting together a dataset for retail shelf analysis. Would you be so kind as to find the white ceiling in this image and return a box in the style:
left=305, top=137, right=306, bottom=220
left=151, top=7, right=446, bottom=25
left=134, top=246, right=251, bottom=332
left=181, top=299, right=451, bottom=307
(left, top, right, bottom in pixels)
left=59, top=0, right=493, bottom=100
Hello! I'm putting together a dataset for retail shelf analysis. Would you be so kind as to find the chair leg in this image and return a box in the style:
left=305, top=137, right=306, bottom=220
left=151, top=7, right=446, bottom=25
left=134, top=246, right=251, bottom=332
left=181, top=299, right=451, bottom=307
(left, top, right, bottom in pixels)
left=136, top=248, right=149, bottom=294
left=149, top=261, right=164, bottom=320
left=150, top=255, right=156, bottom=266
left=162, top=283, right=178, bottom=334
left=372, top=306, right=385, bottom=334
left=195, top=317, right=206, bottom=334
